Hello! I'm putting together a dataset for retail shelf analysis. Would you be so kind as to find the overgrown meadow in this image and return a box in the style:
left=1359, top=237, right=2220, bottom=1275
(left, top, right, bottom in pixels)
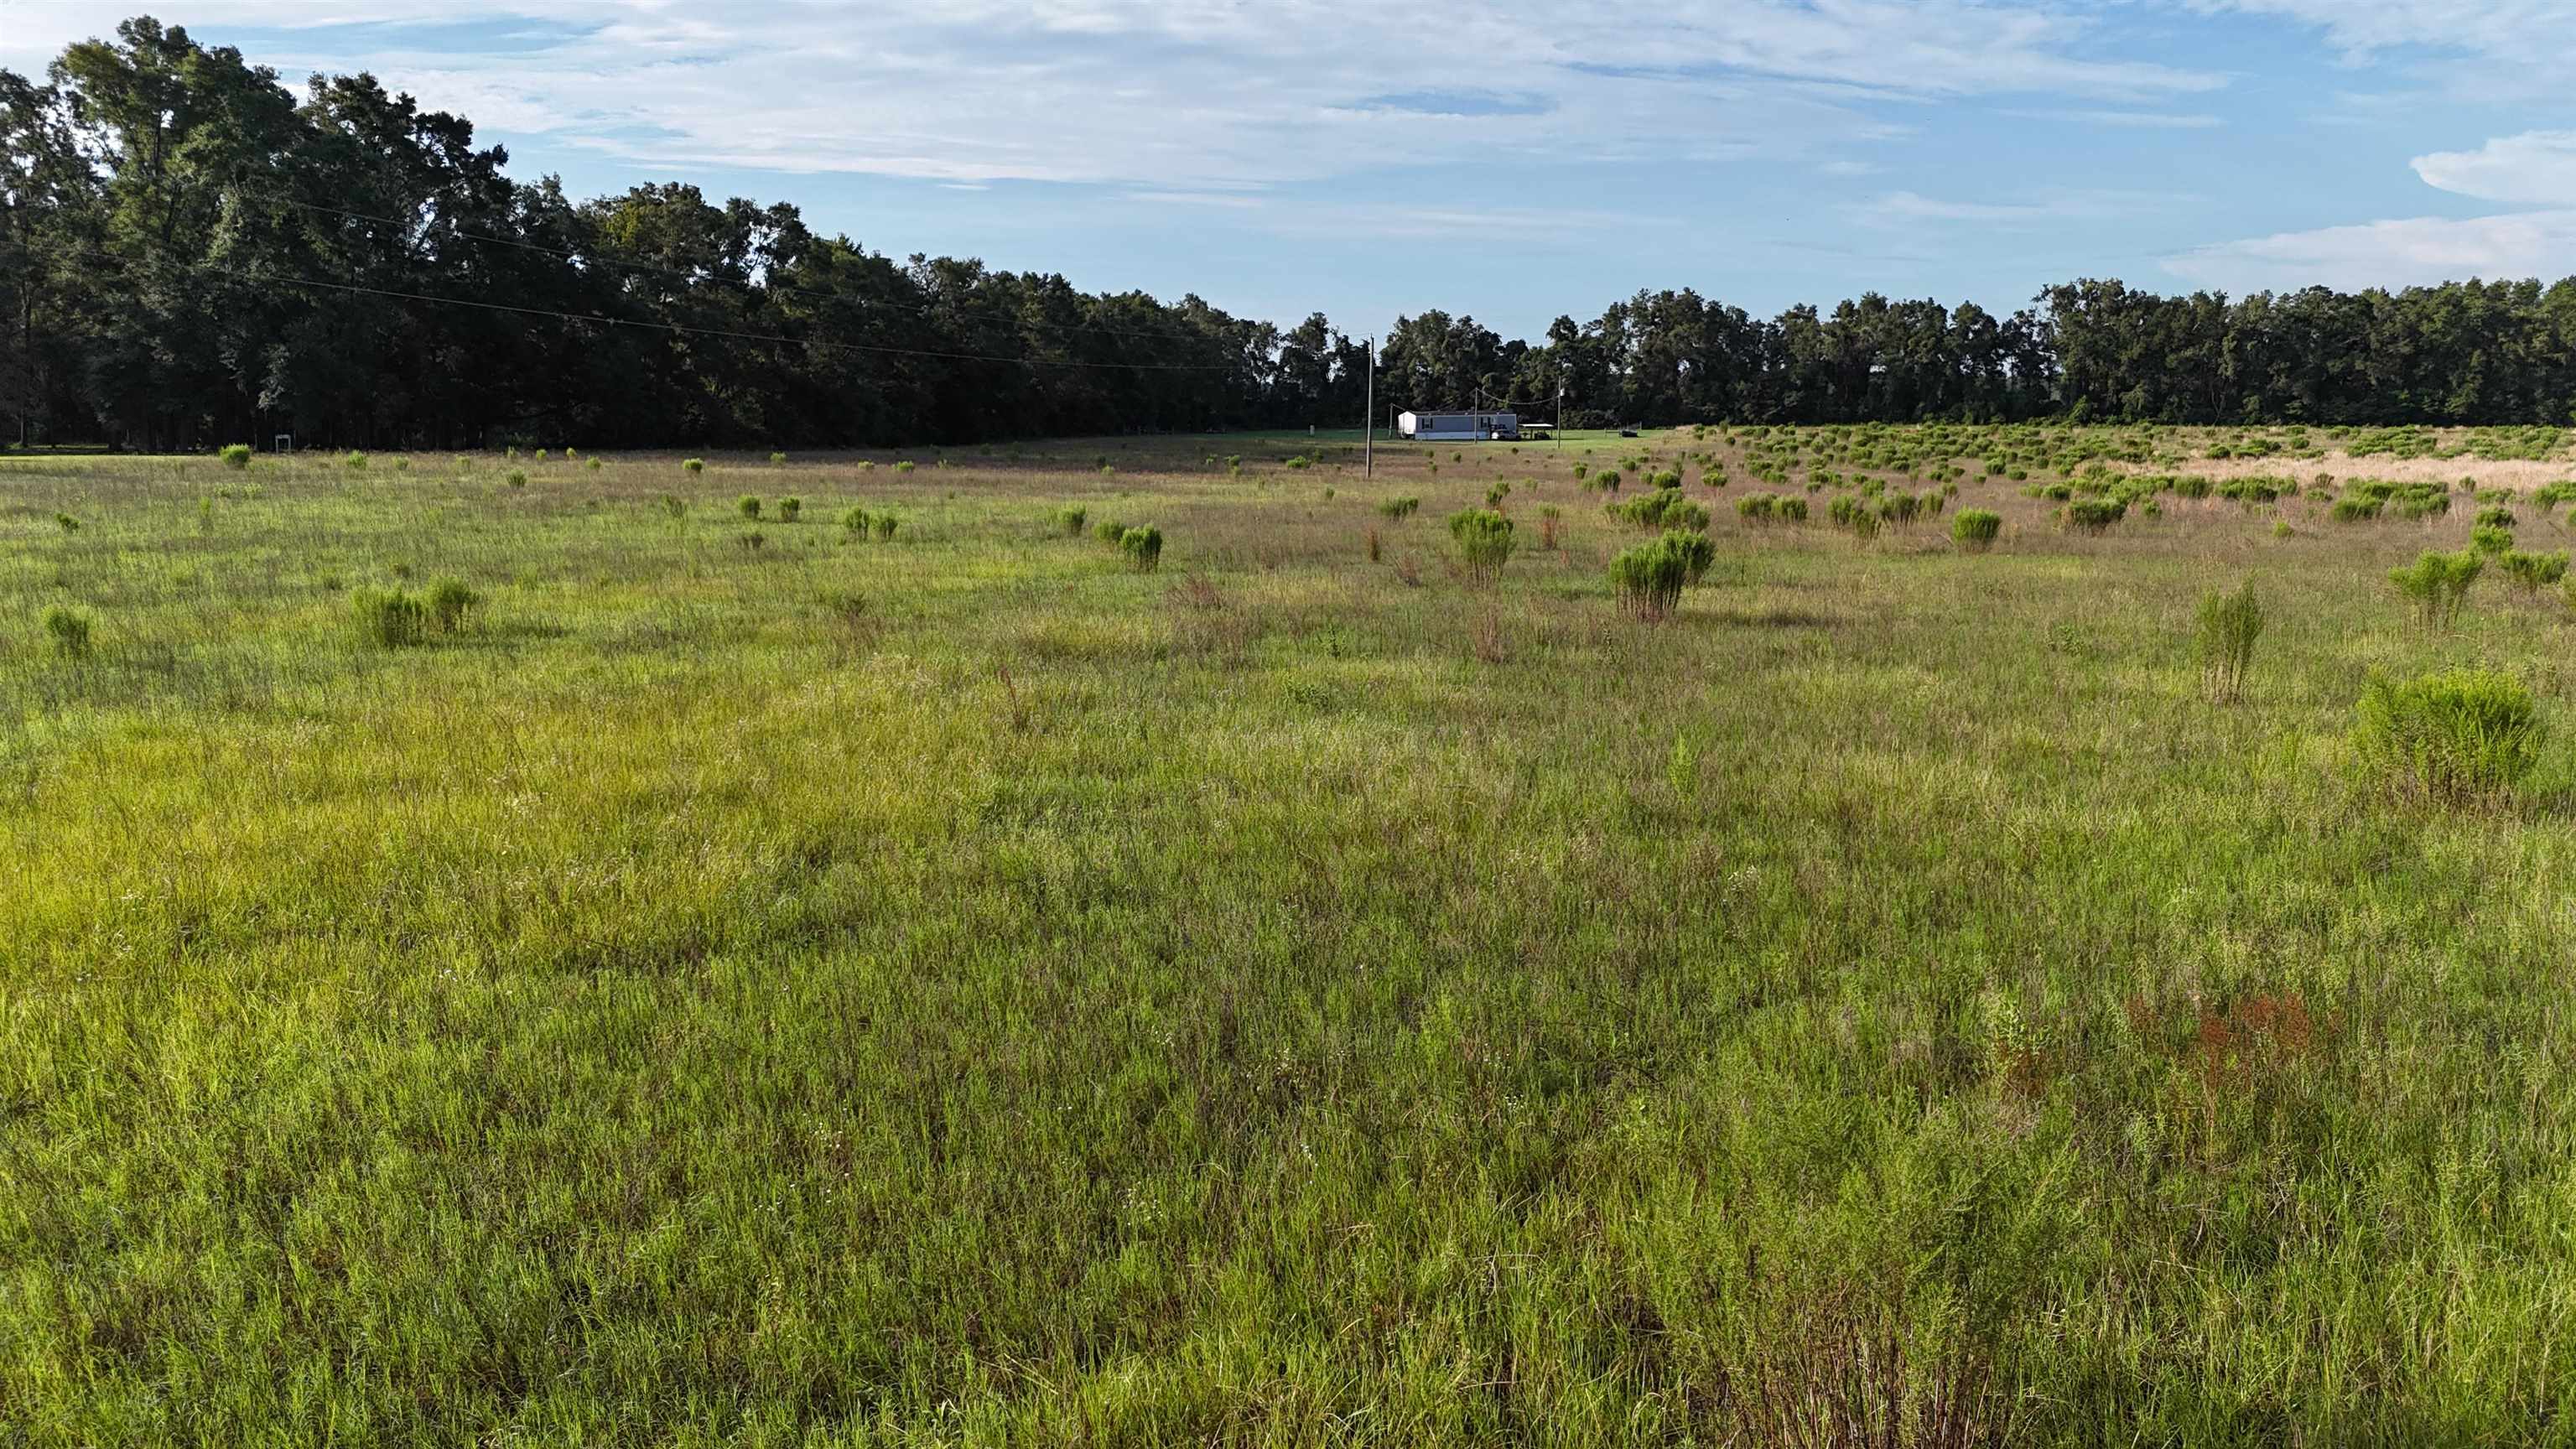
left=9, top=423, right=2576, bottom=1445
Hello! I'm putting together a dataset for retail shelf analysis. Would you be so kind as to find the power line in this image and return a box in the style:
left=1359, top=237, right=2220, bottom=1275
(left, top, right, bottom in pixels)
left=247, top=191, right=1248, bottom=349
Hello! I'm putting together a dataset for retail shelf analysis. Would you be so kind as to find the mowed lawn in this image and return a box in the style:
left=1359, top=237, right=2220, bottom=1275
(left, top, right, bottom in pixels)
left=8, top=427, right=2576, bottom=1445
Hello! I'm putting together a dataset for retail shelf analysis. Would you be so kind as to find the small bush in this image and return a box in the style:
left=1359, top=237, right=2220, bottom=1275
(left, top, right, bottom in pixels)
left=779, top=497, right=802, bottom=522
left=2062, top=499, right=2126, bottom=532
left=41, top=605, right=92, bottom=661
left=2471, top=522, right=2513, bottom=555
left=658, top=496, right=688, bottom=521
left=585, top=457, right=603, bottom=472
left=1378, top=496, right=1421, bottom=522
left=1447, top=508, right=1516, bottom=582
left=2503, top=550, right=2570, bottom=591
left=1120, top=526, right=1163, bottom=572
left=770, top=451, right=787, bottom=465
left=895, top=461, right=916, bottom=474
left=2353, top=669, right=2546, bottom=806
left=684, top=458, right=706, bottom=475
left=1951, top=509, right=2002, bottom=551
left=843, top=506, right=871, bottom=535
left=2195, top=579, right=2263, bottom=704
left=427, top=578, right=480, bottom=634
left=2389, top=548, right=2483, bottom=628
left=738, top=496, right=762, bottom=520
left=2475, top=506, right=2518, bottom=529
left=352, top=589, right=426, bottom=649
left=218, top=444, right=252, bottom=470
left=1056, top=506, right=1088, bottom=537
left=872, top=512, right=898, bottom=541
left=1093, top=519, right=1128, bottom=547
left=1607, top=530, right=1714, bottom=621
left=345, top=450, right=369, bottom=470
left=1736, top=493, right=1779, bottom=523
left=507, top=470, right=528, bottom=488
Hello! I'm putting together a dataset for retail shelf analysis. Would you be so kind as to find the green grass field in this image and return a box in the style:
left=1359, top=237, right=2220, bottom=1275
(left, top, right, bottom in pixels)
left=9, top=424, right=2576, bottom=1444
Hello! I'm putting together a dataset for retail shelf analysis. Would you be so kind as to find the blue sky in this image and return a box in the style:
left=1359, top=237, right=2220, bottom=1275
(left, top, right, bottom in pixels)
left=11, top=2, right=2576, bottom=338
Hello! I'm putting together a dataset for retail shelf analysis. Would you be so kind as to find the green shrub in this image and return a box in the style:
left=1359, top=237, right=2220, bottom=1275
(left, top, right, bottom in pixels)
left=738, top=496, right=762, bottom=520
left=352, top=589, right=426, bottom=649
left=2475, top=506, right=2518, bottom=529
left=2503, top=550, right=2570, bottom=591
left=2471, top=522, right=2514, bottom=555
left=1736, top=492, right=1779, bottom=523
left=345, top=450, right=368, bottom=470
left=41, top=605, right=92, bottom=661
left=770, top=451, right=787, bottom=465
left=1055, top=506, right=1087, bottom=536
left=684, top=458, right=706, bottom=475
left=895, top=461, right=916, bottom=474
left=843, top=506, right=871, bottom=535
left=1448, top=508, right=1516, bottom=582
left=1119, top=526, right=1162, bottom=572
left=2331, top=496, right=2381, bottom=522
left=2062, top=499, right=2126, bottom=532
left=1378, top=496, right=1421, bottom=522
left=2195, top=579, right=2263, bottom=704
left=585, top=457, right=603, bottom=471
left=1093, top=519, right=1128, bottom=547
left=1951, top=509, right=2002, bottom=550
left=2389, top=548, right=2483, bottom=627
left=778, top=497, right=802, bottom=522
left=427, top=578, right=480, bottom=634
left=658, top=496, right=688, bottom=521
left=218, top=444, right=252, bottom=470
left=1774, top=496, right=1808, bottom=523
left=54, top=512, right=78, bottom=532
left=871, top=512, right=898, bottom=541
left=507, top=470, right=528, bottom=488
left=2353, top=669, right=2546, bottom=806
left=1607, top=530, right=1713, bottom=621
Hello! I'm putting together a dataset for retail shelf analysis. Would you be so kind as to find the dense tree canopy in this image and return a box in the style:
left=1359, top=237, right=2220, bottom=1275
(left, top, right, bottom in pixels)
left=8, top=19, right=2576, bottom=449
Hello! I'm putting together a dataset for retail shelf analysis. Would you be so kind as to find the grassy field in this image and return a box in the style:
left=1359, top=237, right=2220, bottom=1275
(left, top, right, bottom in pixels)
left=8, top=423, right=2576, bottom=1444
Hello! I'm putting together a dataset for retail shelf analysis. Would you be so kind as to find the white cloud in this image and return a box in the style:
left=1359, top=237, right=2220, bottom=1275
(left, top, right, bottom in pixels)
left=1864, top=190, right=2178, bottom=226
left=2172, top=0, right=2576, bottom=60
left=2413, top=131, right=2576, bottom=206
left=0, top=0, right=2225, bottom=189
left=2166, top=210, right=2576, bottom=291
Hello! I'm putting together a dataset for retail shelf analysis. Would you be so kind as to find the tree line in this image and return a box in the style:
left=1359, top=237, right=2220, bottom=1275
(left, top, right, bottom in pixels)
left=8, top=18, right=2576, bottom=452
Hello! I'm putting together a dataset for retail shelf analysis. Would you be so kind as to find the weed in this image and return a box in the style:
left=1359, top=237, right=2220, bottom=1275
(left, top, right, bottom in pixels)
left=779, top=497, right=802, bottom=522
left=1447, top=508, right=1516, bottom=582
left=218, top=444, right=251, bottom=470
left=2389, top=548, right=2483, bottom=628
left=1952, top=509, right=2002, bottom=550
left=427, top=579, right=480, bottom=635
left=1120, top=526, right=1164, bottom=572
left=351, top=589, right=426, bottom=648
left=41, top=605, right=92, bottom=661
left=2195, top=579, right=2263, bottom=704
left=2353, top=669, right=2546, bottom=806
left=739, top=496, right=763, bottom=520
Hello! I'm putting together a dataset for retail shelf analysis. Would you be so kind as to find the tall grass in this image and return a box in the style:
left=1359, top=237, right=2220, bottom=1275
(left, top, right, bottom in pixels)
left=7, top=426, right=2576, bottom=1445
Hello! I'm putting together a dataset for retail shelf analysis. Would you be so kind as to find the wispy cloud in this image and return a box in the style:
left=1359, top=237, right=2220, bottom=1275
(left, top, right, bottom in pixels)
left=1862, top=190, right=2180, bottom=226
left=0, top=0, right=2226, bottom=189
left=2167, top=210, right=2576, bottom=291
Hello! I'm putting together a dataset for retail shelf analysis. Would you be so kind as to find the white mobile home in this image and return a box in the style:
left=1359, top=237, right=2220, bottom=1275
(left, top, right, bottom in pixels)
left=1399, top=410, right=1519, bottom=442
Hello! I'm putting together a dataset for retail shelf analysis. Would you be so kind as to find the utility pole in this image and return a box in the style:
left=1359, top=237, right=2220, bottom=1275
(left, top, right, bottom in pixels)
left=1363, top=335, right=1374, bottom=479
